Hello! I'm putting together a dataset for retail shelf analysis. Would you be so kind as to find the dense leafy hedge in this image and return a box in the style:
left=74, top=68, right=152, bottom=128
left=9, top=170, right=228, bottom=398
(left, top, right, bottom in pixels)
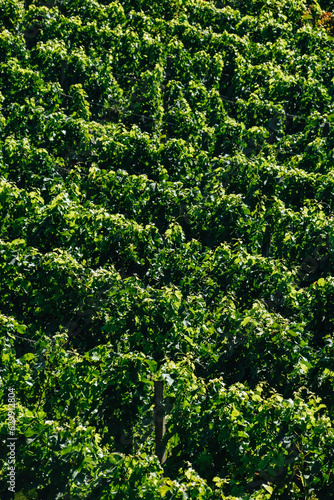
left=1, top=0, right=334, bottom=498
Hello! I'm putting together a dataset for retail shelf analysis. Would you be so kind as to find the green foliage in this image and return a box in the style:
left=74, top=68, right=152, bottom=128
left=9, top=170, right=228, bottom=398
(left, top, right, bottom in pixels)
left=1, top=0, right=334, bottom=498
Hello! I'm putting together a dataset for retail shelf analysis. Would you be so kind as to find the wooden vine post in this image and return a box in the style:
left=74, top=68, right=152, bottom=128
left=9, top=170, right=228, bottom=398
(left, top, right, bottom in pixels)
left=154, top=380, right=166, bottom=464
